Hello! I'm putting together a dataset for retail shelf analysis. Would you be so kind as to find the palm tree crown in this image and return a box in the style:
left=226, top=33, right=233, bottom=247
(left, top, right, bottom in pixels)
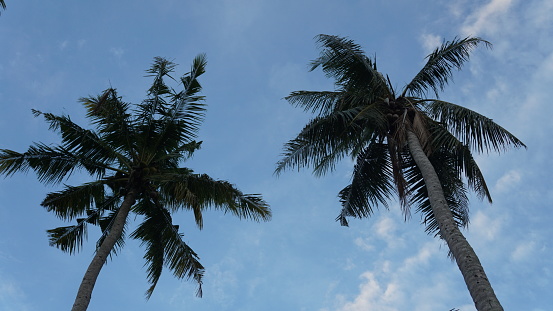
left=0, top=56, right=271, bottom=309
left=276, top=35, right=524, bottom=311
left=277, top=35, right=523, bottom=229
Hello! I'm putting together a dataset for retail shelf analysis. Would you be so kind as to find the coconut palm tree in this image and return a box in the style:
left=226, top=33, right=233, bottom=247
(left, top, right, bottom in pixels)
left=0, top=55, right=271, bottom=311
left=276, top=35, right=524, bottom=311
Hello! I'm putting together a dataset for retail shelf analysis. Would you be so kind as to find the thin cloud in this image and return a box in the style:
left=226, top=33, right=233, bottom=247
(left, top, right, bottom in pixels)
left=470, top=210, right=504, bottom=242
left=494, top=170, right=522, bottom=193
left=419, top=33, right=442, bottom=54
left=461, top=0, right=515, bottom=36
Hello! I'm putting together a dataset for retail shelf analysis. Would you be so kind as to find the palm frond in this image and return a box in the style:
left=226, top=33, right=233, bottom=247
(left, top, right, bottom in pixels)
left=41, top=181, right=107, bottom=220
left=0, top=144, right=111, bottom=185
left=152, top=141, right=202, bottom=169
left=131, top=198, right=204, bottom=298
left=134, top=56, right=207, bottom=166
left=80, top=88, right=137, bottom=160
left=47, top=219, right=89, bottom=254
left=402, top=37, right=491, bottom=97
left=424, top=100, right=526, bottom=153
left=146, top=57, right=177, bottom=96
left=136, top=58, right=177, bottom=131
left=158, top=173, right=271, bottom=227
left=32, top=109, right=130, bottom=172
left=337, top=143, right=396, bottom=226
left=286, top=90, right=344, bottom=116
left=275, top=106, right=384, bottom=176
left=312, top=34, right=392, bottom=98
left=428, top=122, right=492, bottom=202
left=155, top=55, right=207, bottom=149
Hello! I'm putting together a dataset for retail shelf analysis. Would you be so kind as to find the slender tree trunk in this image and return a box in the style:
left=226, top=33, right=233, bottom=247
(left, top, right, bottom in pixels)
left=71, top=188, right=138, bottom=311
left=406, top=130, right=503, bottom=311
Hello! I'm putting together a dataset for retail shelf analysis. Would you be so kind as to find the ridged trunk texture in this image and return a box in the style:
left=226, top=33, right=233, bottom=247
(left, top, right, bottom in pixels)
left=406, top=131, right=503, bottom=311
left=71, top=189, right=137, bottom=311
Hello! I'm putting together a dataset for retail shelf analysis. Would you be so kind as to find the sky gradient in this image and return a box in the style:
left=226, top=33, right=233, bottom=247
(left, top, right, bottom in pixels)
left=0, top=0, right=551, bottom=310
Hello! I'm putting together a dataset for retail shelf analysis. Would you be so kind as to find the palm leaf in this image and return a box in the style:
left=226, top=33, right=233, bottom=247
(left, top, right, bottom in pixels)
left=424, top=100, right=526, bottom=153
left=153, top=141, right=202, bottom=169
left=32, top=109, right=130, bottom=172
left=131, top=198, right=204, bottom=298
left=80, top=88, right=137, bottom=161
left=275, top=107, right=382, bottom=176
left=41, top=181, right=109, bottom=220
left=337, top=143, right=396, bottom=226
left=286, top=90, right=345, bottom=116
left=312, top=34, right=392, bottom=98
left=157, top=173, right=271, bottom=228
left=0, top=144, right=111, bottom=185
left=428, top=122, right=492, bottom=202
left=402, top=37, right=491, bottom=97
left=47, top=220, right=89, bottom=255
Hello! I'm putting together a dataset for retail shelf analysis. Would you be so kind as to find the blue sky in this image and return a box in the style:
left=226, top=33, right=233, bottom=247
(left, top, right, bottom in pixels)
left=0, top=0, right=551, bottom=310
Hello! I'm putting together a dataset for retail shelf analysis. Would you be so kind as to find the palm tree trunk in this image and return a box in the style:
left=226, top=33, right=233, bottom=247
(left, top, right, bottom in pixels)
left=71, top=188, right=138, bottom=311
left=406, top=130, right=503, bottom=311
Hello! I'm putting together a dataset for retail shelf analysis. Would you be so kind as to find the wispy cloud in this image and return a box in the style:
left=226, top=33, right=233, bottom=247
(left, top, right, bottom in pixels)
left=419, top=33, right=442, bottom=54
left=0, top=277, right=32, bottom=311
left=110, top=47, right=125, bottom=59
left=494, top=170, right=522, bottom=193
left=470, top=210, right=504, bottom=242
left=461, top=0, right=515, bottom=36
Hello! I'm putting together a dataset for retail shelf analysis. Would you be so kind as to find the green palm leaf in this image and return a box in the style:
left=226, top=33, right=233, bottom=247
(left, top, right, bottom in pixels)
left=47, top=220, right=89, bottom=255
left=0, top=144, right=111, bottom=185
left=312, top=35, right=390, bottom=98
left=286, top=90, right=346, bottom=116
left=32, top=109, right=130, bottom=172
left=337, top=143, right=395, bottom=226
left=157, top=173, right=271, bottom=228
left=428, top=123, right=492, bottom=202
left=41, top=181, right=108, bottom=220
left=275, top=106, right=384, bottom=176
left=424, top=100, right=526, bottom=153
left=402, top=37, right=491, bottom=97
left=131, top=198, right=204, bottom=298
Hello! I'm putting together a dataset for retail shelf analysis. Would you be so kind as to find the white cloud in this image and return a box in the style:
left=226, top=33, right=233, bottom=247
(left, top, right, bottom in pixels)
left=493, top=170, right=521, bottom=193
left=510, top=240, right=536, bottom=262
left=469, top=210, right=504, bottom=242
left=338, top=272, right=399, bottom=311
left=375, top=216, right=403, bottom=249
left=354, top=237, right=374, bottom=252
left=461, top=0, right=515, bottom=36
left=375, top=217, right=395, bottom=239
left=331, top=242, right=464, bottom=311
left=419, top=33, right=442, bottom=54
